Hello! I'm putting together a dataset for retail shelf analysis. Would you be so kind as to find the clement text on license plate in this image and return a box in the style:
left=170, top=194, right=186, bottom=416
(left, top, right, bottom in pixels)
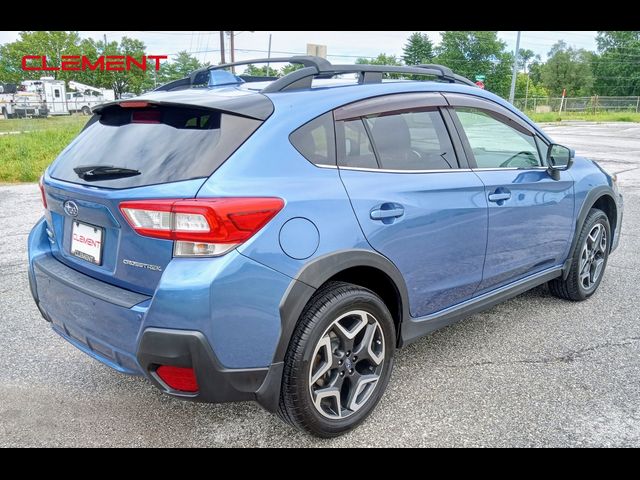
left=71, top=221, right=103, bottom=265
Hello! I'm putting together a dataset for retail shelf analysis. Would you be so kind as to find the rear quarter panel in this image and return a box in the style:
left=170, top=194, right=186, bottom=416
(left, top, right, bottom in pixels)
left=196, top=97, right=372, bottom=280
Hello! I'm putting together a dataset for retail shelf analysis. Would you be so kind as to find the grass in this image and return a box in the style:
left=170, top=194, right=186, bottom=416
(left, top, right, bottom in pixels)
left=527, top=111, right=640, bottom=123
left=0, top=115, right=87, bottom=182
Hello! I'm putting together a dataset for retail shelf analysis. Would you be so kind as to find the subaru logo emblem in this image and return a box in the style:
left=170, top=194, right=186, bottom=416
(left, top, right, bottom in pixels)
left=63, top=200, right=79, bottom=217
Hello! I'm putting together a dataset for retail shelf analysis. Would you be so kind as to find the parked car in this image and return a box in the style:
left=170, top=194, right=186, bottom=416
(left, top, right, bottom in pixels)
left=29, top=57, right=623, bottom=437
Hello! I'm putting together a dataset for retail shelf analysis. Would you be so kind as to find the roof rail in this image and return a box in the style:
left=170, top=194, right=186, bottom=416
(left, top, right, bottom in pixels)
left=416, top=64, right=477, bottom=87
left=154, top=56, right=477, bottom=93
left=154, top=56, right=332, bottom=92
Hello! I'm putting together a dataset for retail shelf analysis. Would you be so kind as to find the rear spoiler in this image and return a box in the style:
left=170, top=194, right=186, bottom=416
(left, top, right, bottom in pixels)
left=92, top=93, right=274, bottom=121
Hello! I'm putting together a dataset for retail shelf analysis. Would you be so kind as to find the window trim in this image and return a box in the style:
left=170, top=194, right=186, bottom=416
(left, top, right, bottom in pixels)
left=334, top=92, right=447, bottom=121
left=440, top=106, right=470, bottom=169
left=535, top=134, right=551, bottom=168
left=450, top=104, right=544, bottom=170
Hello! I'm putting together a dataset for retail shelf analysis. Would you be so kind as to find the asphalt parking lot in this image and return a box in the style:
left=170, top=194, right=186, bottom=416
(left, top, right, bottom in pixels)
left=1, top=122, right=639, bottom=447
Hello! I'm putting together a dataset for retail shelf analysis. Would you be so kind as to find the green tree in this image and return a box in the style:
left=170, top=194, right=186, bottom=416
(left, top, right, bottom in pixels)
left=0, top=31, right=94, bottom=83
left=0, top=31, right=156, bottom=96
left=402, top=32, right=434, bottom=65
left=280, top=63, right=303, bottom=76
left=528, top=61, right=543, bottom=85
left=355, top=53, right=401, bottom=66
left=91, top=37, right=151, bottom=96
left=593, top=31, right=640, bottom=96
left=242, top=62, right=299, bottom=78
left=433, top=31, right=513, bottom=97
left=159, top=51, right=206, bottom=84
left=515, top=72, right=548, bottom=99
left=518, top=48, right=536, bottom=71
left=243, top=64, right=272, bottom=77
left=540, top=40, right=594, bottom=96
left=355, top=53, right=402, bottom=78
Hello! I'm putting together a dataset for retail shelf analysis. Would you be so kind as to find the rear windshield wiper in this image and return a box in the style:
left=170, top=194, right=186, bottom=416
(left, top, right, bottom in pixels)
left=74, top=166, right=141, bottom=181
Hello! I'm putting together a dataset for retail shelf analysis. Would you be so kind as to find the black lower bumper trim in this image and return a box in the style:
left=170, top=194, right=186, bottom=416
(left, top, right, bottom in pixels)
left=137, top=328, right=275, bottom=406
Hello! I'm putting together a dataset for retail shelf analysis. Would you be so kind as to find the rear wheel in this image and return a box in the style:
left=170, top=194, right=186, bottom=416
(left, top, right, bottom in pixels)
left=549, top=208, right=610, bottom=301
left=81, top=106, right=91, bottom=116
left=1, top=108, right=8, bottom=120
left=278, top=281, right=395, bottom=437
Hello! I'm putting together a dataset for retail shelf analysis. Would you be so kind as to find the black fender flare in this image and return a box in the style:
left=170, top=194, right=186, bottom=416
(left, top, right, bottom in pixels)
left=563, top=186, right=617, bottom=279
left=256, top=249, right=409, bottom=412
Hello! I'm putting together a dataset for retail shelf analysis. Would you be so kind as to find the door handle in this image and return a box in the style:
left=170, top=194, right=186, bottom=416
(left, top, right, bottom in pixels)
left=370, top=203, right=405, bottom=220
left=488, top=189, right=511, bottom=203
left=488, top=192, right=511, bottom=202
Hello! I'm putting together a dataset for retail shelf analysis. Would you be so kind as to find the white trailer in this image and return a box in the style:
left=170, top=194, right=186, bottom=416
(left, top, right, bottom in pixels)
left=67, top=81, right=115, bottom=115
left=21, top=78, right=69, bottom=115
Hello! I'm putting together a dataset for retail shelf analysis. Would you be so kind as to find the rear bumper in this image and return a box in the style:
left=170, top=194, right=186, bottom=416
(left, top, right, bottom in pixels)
left=27, top=217, right=291, bottom=410
left=137, top=328, right=281, bottom=405
left=31, top=252, right=149, bottom=375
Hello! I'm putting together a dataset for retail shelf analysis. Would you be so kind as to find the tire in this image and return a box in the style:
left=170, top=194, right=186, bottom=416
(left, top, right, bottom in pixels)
left=549, top=208, right=611, bottom=301
left=1, top=108, right=7, bottom=120
left=81, top=106, right=91, bottom=116
left=278, top=281, right=396, bottom=438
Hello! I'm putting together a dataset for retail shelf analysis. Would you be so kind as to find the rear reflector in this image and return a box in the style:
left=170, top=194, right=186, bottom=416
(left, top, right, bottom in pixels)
left=119, top=198, right=284, bottom=257
left=156, top=365, right=199, bottom=393
left=38, top=175, right=47, bottom=209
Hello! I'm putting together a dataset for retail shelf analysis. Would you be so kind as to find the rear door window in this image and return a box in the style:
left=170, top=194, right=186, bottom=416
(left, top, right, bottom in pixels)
left=364, top=110, right=457, bottom=170
left=49, top=105, right=263, bottom=188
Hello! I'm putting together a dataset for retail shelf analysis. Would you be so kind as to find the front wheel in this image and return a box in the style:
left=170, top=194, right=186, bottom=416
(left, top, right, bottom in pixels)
left=278, top=281, right=395, bottom=437
left=549, top=208, right=611, bottom=301
left=81, top=106, right=91, bottom=116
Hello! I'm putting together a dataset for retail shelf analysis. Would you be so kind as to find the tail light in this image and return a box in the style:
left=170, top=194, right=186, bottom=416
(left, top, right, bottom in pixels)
left=119, top=198, right=284, bottom=257
left=38, top=175, right=47, bottom=209
left=156, top=365, right=198, bottom=393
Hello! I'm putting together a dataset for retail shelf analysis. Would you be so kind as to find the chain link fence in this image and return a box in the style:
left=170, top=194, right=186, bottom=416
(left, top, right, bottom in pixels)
left=514, top=96, right=640, bottom=113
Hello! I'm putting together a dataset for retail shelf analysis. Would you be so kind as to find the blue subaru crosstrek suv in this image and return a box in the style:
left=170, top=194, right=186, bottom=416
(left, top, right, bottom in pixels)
left=28, top=57, right=623, bottom=437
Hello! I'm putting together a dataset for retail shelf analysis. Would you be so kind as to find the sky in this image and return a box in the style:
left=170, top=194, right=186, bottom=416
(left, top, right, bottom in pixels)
left=0, top=31, right=599, bottom=66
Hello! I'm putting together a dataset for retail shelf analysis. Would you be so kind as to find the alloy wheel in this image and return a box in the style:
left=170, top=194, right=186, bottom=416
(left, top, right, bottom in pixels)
left=308, top=310, right=385, bottom=420
left=579, top=223, right=607, bottom=291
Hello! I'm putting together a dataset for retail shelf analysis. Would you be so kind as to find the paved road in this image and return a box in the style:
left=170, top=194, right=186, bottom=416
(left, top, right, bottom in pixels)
left=1, top=122, right=639, bottom=447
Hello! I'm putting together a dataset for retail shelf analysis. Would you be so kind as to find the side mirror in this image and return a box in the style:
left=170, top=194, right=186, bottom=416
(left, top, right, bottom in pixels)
left=547, top=143, right=574, bottom=180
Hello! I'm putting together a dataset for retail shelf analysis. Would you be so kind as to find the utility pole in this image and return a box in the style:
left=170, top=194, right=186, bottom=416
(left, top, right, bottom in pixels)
left=229, top=31, right=235, bottom=73
left=266, top=33, right=272, bottom=76
left=219, top=31, right=225, bottom=64
left=509, top=30, right=521, bottom=104
left=524, top=59, right=531, bottom=111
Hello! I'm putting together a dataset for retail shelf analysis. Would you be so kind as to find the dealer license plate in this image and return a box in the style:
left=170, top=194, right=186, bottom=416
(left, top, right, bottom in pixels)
left=71, top=220, right=104, bottom=265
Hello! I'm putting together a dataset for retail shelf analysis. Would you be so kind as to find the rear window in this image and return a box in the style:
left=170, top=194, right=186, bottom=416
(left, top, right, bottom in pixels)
left=49, top=105, right=263, bottom=188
